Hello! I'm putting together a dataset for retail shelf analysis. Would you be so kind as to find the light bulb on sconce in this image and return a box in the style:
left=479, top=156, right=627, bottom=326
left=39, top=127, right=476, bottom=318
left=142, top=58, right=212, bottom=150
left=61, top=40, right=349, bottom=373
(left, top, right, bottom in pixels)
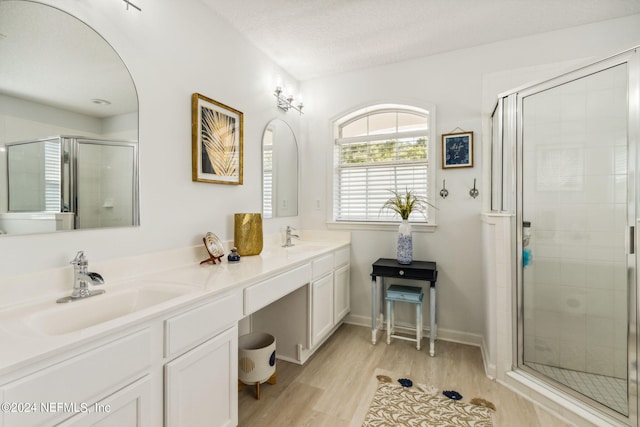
left=274, top=84, right=304, bottom=114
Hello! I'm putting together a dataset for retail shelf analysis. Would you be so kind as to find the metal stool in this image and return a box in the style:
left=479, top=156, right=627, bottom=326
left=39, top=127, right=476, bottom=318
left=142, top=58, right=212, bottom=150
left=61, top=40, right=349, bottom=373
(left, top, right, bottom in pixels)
left=386, top=284, right=423, bottom=350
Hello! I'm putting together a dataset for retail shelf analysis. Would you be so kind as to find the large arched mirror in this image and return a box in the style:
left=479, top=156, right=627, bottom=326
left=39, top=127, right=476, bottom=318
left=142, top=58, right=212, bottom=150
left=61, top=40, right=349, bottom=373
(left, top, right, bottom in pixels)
left=0, top=0, right=139, bottom=236
left=262, top=119, right=298, bottom=218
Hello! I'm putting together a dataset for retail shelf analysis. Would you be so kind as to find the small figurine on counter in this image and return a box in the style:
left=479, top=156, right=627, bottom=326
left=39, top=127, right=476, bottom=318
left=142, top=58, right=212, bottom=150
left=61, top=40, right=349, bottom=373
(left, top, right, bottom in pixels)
left=228, top=247, right=241, bottom=263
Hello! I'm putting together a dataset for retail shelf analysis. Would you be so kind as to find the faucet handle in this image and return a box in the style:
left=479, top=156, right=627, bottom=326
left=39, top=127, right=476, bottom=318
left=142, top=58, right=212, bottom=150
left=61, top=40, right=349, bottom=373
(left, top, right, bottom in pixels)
left=70, top=251, right=87, bottom=267
left=87, top=272, right=105, bottom=284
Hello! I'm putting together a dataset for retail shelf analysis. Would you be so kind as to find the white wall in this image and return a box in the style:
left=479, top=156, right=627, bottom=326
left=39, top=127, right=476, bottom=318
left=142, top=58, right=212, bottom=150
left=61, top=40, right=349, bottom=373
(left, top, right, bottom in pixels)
left=0, top=0, right=301, bottom=277
left=300, top=15, right=640, bottom=339
left=0, top=94, right=105, bottom=143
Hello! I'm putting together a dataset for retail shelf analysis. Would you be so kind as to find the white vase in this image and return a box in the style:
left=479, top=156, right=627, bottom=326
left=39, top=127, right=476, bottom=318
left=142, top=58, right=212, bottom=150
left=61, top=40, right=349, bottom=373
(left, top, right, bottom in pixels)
left=397, top=220, right=413, bottom=264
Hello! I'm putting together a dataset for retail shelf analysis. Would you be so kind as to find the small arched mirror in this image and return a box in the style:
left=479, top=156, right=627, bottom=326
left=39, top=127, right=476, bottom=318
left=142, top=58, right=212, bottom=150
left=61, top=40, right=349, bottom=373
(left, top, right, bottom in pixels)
left=262, top=119, right=298, bottom=218
left=0, top=1, right=139, bottom=236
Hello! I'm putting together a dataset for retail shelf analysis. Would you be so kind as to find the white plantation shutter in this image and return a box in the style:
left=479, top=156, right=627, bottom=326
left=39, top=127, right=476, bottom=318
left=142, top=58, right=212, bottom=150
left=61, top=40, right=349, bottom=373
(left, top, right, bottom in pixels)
left=263, top=143, right=273, bottom=218
left=44, top=141, right=61, bottom=212
left=336, top=163, right=428, bottom=221
left=334, top=107, right=432, bottom=223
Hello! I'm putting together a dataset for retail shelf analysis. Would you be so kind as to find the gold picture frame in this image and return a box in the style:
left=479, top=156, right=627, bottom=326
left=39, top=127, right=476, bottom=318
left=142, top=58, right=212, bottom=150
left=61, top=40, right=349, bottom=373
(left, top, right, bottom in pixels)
left=192, top=93, right=243, bottom=184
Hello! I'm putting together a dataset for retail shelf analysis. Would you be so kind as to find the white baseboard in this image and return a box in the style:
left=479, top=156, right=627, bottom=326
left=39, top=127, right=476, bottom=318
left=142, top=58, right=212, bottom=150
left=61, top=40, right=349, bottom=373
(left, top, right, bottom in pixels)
left=344, top=315, right=483, bottom=348
left=480, top=338, right=496, bottom=379
left=345, top=313, right=372, bottom=328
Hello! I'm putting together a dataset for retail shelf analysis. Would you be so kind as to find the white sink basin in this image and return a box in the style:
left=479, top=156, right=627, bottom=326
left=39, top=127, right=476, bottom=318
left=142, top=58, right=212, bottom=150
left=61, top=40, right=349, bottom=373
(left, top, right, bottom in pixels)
left=24, top=284, right=193, bottom=336
left=286, top=244, right=327, bottom=253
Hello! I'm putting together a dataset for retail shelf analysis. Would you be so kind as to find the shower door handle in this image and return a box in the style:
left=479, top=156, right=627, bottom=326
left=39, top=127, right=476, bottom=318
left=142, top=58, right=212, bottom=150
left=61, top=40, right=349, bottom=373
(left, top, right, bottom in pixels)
left=630, top=226, right=635, bottom=255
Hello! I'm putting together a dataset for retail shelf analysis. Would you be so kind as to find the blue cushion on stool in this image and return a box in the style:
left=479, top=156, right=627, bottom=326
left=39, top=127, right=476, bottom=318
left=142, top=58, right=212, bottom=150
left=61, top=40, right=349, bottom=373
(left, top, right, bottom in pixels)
left=386, top=285, right=423, bottom=303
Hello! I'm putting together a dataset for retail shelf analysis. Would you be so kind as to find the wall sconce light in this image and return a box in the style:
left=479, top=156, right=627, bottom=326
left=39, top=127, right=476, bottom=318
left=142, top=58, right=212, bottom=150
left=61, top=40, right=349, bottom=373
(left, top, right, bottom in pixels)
left=123, top=0, right=142, bottom=11
left=274, top=86, right=303, bottom=114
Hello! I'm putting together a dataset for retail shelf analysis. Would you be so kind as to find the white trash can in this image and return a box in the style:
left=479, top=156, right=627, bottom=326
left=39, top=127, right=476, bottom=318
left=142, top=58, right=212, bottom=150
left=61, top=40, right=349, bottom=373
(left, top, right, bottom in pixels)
left=238, top=332, right=276, bottom=399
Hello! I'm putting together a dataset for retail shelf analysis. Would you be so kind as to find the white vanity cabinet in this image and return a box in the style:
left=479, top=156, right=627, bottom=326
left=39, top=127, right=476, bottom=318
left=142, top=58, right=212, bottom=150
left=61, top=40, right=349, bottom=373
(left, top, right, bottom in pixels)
left=333, top=247, right=351, bottom=324
left=0, top=328, right=154, bottom=427
left=311, top=274, right=334, bottom=346
left=164, top=290, right=242, bottom=427
left=0, top=234, right=350, bottom=427
left=312, top=247, right=351, bottom=347
left=252, top=245, right=351, bottom=365
left=0, top=290, right=243, bottom=427
left=165, top=325, right=238, bottom=427
left=311, top=254, right=335, bottom=347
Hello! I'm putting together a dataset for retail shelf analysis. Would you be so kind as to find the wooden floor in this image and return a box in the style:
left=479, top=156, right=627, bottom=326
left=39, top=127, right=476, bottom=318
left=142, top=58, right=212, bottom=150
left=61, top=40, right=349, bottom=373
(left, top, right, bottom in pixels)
left=238, top=323, right=571, bottom=426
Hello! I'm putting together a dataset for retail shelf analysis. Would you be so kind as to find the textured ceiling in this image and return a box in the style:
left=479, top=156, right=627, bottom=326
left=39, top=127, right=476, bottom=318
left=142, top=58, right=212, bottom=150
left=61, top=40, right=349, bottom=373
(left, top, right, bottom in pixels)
left=202, top=0, right=640, bottom=81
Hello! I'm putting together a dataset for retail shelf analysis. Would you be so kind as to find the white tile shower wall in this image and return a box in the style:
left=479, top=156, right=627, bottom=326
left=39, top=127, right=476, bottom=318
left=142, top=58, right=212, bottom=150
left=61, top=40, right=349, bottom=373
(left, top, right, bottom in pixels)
left=98, top=144, right=133, bottom=228
left=77, top=144, right=134, bottom=229
left=522, top=64, right=628, bottom=378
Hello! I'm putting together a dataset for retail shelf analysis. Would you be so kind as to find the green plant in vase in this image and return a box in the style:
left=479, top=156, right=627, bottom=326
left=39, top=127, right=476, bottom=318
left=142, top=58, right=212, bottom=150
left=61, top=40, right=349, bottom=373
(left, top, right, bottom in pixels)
left=381, top=189, right=432, bottom=264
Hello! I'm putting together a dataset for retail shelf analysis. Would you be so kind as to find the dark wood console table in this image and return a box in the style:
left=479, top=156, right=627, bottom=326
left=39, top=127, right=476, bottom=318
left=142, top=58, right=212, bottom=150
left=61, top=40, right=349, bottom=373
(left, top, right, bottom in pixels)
left=370, top=258, right=438, bottom=356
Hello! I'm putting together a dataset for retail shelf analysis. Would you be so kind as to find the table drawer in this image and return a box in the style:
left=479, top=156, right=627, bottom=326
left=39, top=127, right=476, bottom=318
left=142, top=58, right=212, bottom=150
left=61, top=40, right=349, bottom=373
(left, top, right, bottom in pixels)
left=373, top=265, right=436, bottom=281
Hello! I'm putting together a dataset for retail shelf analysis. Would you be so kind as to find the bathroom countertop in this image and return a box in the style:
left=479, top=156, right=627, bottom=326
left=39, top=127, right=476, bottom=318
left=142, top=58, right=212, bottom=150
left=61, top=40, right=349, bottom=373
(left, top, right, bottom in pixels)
left=0, top=231, right=351, bottom=376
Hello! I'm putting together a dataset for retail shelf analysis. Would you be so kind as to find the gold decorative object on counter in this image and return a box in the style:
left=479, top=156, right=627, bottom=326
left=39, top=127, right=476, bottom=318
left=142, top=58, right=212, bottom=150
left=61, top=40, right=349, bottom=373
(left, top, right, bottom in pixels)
left=234, top=213, right=263, bottom=256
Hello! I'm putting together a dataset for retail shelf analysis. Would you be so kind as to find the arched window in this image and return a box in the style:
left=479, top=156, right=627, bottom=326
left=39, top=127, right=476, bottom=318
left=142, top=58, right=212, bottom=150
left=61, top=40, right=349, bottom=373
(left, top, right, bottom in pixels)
left=332, top=104, right=435, bottom=223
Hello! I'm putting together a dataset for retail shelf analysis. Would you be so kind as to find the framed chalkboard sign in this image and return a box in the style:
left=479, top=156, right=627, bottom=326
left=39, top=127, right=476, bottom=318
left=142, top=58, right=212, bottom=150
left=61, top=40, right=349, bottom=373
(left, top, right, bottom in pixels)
left=442, top=131, right=473, bottom=169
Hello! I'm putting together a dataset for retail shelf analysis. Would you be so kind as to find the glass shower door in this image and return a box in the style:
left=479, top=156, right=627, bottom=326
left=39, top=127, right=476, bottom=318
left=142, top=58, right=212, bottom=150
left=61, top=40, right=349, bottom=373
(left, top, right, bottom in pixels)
left=519, top=63, right=631, bottom=416
left=75, top=139, right=138, bottom=229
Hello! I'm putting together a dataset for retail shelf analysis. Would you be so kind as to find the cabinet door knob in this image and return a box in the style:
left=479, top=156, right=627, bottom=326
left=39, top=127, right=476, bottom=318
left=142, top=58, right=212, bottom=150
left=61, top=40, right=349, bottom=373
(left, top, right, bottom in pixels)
left=399, top=270, right=404, bottom=276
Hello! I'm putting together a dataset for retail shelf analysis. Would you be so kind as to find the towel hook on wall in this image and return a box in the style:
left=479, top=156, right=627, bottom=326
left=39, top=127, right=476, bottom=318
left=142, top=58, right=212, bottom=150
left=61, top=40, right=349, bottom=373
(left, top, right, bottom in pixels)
left=439, top=180, right=449, bottom=199
left=469, top=178, right=479, bottom=199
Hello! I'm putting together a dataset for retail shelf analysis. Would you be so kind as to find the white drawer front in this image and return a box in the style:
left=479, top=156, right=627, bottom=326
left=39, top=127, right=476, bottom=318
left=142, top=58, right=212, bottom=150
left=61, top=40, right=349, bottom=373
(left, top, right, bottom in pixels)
left=312, top=254, right=333, bottom=279
left=244, top=264, right=311, bottom=315
left=165, top=291, right=242, bottom=358
left=334, top=246, right=350, bottom=268
left=1, top=328, right=151, bottom=427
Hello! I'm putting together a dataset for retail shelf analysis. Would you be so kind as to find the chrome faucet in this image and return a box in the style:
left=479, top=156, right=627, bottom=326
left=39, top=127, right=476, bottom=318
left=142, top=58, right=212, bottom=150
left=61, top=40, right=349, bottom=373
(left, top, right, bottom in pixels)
left=283, top=226, right=300, bottom=247
left=57, top=251, right=105, bottom=303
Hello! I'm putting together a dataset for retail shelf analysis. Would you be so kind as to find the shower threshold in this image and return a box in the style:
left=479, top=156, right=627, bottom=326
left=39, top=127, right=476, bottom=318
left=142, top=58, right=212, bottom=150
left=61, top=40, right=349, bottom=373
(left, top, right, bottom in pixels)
left=526, top=362, right=627, bottom=416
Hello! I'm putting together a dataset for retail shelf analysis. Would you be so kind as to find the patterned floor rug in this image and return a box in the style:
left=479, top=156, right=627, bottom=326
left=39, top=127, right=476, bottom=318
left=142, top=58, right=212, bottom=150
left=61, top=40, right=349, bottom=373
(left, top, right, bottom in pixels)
left=354, top=371, right=494, bottom=427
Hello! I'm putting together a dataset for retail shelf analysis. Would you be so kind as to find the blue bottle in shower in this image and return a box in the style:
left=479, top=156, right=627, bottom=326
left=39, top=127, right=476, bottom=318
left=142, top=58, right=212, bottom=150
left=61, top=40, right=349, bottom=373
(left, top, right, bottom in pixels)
left=523, top=221, right=532, bottom=267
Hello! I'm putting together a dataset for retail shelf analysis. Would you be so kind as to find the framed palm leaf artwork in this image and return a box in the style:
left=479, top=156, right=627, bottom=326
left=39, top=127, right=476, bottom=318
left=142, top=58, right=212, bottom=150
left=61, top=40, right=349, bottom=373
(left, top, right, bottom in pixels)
left=192, top=93, right=243, bottom=184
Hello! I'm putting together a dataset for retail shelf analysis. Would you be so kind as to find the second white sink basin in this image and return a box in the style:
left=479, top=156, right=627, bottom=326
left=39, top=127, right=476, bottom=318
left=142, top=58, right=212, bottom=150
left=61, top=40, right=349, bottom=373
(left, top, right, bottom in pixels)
left=286, top=244, right=327, bottom=253
left=25, top=284, right=193, bottom=336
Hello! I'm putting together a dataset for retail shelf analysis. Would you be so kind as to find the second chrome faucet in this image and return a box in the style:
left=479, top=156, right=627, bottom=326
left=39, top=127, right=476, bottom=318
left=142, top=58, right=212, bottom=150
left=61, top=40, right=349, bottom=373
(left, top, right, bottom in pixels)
left=283, top=226, right=300, bottom=247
